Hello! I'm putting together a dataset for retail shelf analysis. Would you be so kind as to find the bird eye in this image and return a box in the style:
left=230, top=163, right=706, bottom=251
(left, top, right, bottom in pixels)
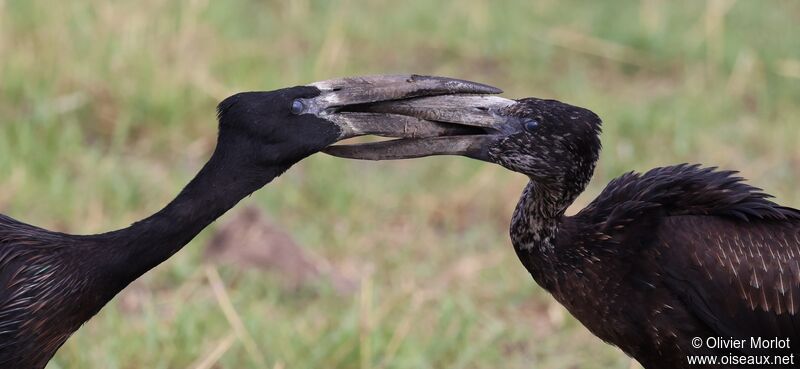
left=523, top=119, right=540, bottom=132
left=290, top=99, right=305, bottom=115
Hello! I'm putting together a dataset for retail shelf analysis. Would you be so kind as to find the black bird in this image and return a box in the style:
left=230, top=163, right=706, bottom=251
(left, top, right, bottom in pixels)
left=0, top=75, right=501, bottom=368
left=326, top=93, right=800, bottom=369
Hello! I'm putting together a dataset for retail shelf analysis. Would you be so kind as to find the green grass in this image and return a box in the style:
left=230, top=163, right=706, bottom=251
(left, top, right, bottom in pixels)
left=1, top=0, right=799, bottom=367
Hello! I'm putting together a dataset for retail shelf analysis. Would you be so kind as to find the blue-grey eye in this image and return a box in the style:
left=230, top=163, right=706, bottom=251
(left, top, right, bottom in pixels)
left=290, top=99, right=305, bottom=115
left=523, top=118, right=540, bottom=132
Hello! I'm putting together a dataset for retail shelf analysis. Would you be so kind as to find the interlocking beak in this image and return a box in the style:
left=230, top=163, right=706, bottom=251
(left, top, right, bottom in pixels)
left=322, top=92, right=517, bottom=161
left=300, top=75, right=504, bottom=140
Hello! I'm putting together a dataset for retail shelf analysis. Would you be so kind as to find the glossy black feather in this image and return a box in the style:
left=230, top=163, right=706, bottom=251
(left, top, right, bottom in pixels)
left=0, top=87, right=338, bottom=368
left=558, top=166, right=800, bottom=368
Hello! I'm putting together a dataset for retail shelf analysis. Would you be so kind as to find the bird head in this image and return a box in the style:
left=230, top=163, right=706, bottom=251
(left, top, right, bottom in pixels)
left=324, top=94, right=602, bottom=193
left=213, top=75, right=501, bottom=169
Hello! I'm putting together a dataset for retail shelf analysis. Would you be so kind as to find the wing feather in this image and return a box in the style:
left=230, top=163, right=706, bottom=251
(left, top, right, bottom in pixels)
left=574, top=165, right=800, bottom=356
left=657, top=216, right=800, bottom=354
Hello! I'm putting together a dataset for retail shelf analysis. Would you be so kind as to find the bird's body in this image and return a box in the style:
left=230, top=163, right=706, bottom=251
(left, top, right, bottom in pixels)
left=0, top=215, right=99, bottom=368
left=512, top=165, right=800, bottom=369
left=326, top=95, right=800, bottom=368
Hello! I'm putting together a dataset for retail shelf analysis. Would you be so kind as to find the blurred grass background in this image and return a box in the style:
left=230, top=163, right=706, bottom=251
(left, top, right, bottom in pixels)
left=1, top=0, right=798, bottom=368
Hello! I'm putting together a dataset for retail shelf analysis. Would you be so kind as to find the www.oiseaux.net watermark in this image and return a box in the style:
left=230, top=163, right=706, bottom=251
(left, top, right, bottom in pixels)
left=687, top=337, right=794, bottom=366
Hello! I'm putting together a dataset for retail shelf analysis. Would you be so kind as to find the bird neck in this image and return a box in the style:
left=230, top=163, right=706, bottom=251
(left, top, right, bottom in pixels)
left=102, top=149, right=289, bottom=286
left=511, top=180, right=579, bottom=256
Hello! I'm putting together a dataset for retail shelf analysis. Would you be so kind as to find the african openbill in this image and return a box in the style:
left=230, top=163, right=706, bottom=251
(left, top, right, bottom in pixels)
left=0, top=75, right=500, bottom=368
left=326, top=93, right=800, bottom=368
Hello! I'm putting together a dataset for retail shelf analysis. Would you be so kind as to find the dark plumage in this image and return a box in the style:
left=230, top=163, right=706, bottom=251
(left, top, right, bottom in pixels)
left=0, top=74, right=501, bottom=368
left=326, top=95, right=800, bottom=369
left=519, top=164, right=800, bottom=369
left=0, top=88, right=336, bottom=368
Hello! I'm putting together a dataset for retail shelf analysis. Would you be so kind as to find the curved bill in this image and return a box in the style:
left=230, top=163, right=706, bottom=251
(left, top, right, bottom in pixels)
left=325, top=113, right=484, bottom=139
left=345, top=95, right=514, bottom=128
left=307, top=74, right=501, bottom=111
left=298, top=75, right=503, bottom=140
left=323, top=94, right=516, bottom=161
left=300, top=75, right=503, bottom=140
left=324, top=135, right=492, bottom=161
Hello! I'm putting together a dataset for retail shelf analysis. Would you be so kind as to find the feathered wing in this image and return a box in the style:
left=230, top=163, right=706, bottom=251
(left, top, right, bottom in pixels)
left=583, top=164, right=799, bottom=224
left=0, top=214, right=86, bottom=368
left=657, top=216, right=800, bottom=353
left=579, top=164, right=800, bottom=354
